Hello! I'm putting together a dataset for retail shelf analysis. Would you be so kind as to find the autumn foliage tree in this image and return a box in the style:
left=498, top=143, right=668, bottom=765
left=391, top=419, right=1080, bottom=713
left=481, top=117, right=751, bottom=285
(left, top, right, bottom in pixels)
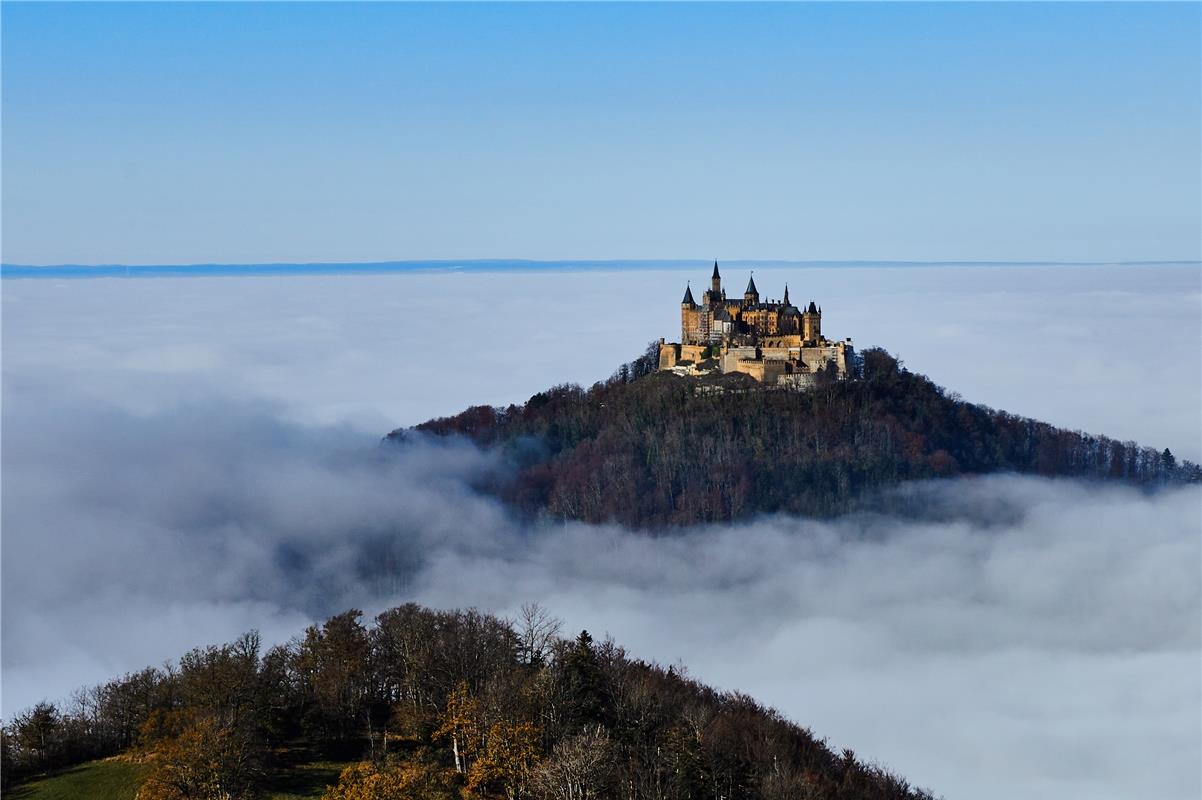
left=467, top=721, right=541, bottom=800
left=136, top=710, right=264, bottom=800
left=321, top=758, right=459, bottom=800
left=433, top=681, right=482, bottom=775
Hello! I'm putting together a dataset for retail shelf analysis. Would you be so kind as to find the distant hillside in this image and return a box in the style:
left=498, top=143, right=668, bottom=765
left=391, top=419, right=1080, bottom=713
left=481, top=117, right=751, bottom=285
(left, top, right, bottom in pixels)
left=398, top=347, right=1199, bottom=527
left=3, top=604, right=936, bottom=800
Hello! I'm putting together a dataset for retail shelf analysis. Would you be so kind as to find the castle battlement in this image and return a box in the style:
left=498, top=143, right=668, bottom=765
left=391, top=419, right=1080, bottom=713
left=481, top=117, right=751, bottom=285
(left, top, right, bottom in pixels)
left=658, top=262, right=854, bottom=386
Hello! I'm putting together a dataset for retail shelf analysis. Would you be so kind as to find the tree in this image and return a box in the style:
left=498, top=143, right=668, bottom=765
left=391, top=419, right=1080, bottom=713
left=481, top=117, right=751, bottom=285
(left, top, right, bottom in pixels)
left=516, top=603, right=563, bottom=667
left=530, top=728, right=612, bottom=800
left=561, top=632, right=606, bottom=729
left=467, top=721, right=541, bottom=800
left=295, top=610, right=373, bottom=745
left=136, top=711, right=264, bottom=800
left=177, top=632, right=261, bottom=727
left=434, top=681, right=482, bottom=774
left=321, top=758, right=458, bottom=800
left=0, top=727, right=13, bottom=792
left=10, top=701, right=61, bottom=772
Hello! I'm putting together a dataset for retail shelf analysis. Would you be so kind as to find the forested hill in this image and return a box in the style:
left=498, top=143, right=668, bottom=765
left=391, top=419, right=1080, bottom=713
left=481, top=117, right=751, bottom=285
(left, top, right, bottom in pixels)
left=398, top=347, right=1200, bottom=527
left=3, top=603, right=937, bottom=800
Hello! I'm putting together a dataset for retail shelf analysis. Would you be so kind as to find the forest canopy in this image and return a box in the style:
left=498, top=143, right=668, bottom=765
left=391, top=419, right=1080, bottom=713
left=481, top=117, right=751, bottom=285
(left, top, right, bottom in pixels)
left=2, top=603, right=936, bottom=800
left=398, top=346, right=1200, bottom=527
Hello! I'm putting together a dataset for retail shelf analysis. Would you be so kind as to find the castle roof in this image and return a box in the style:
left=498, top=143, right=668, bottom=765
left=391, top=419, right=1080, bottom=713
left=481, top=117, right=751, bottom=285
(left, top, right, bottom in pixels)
left=807, top=301, right=818, bottom=313
left=712, top=261, right=720, bottom=279
left=745, top=274, right=759, bottom=295
left=682, top=284, right=696, bottom=305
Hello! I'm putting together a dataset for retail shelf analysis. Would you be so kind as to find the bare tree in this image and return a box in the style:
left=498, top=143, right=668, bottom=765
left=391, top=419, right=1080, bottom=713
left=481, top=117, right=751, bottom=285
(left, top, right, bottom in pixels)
left=516, top=602, right=563, bottom=667
left=530, top=726, right=612, bottom=800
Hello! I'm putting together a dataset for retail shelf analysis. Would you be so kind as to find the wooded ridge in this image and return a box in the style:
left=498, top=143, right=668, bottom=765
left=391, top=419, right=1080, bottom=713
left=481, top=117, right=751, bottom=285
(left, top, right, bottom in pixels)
left=3, top=603, right=937, bottom=800
left=399, top=346, right=1199, bottom=527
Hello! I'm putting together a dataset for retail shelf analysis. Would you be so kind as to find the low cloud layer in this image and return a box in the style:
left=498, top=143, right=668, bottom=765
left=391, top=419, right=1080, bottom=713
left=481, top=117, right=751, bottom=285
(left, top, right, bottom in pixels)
left=3, top=266, right=1200, bottom=799
left=3, top=264, right=1198, bottom=459
left=3, top=391, right=1198, bottom=800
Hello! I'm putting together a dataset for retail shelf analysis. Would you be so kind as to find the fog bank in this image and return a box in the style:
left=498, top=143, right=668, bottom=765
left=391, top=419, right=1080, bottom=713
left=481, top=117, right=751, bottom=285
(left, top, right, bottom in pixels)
left=3, top=263, right=1198, bottom=460
left=3, top=391, right=1198, bottom=800
left=3, top=265, right=1200, bottom=799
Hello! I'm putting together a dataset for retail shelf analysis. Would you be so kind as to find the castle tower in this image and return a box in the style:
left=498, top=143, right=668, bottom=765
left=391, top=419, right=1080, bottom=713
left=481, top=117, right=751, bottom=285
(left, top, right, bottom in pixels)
left=802, top=300, right=821, bottom=341
left=744, top=273, right=759, bottom=306
left=783, top=284, right=791, bottom=306
left=710, top=261, right=721, bottom=296
left=681, top=283, right=697, bottom=343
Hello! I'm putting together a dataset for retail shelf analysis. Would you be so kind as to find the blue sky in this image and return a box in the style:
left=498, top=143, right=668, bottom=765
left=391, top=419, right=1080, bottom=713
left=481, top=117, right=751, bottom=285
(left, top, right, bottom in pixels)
left=2, top=2, right=1199, bottom=264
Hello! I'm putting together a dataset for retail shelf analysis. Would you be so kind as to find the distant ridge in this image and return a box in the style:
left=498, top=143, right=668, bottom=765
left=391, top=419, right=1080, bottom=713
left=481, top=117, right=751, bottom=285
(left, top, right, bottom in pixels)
left=3, top=259, right=1198, bottom=279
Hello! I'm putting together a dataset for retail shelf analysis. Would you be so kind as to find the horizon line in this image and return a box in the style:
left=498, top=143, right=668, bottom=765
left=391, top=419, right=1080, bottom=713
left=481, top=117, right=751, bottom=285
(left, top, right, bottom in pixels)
left=3, top=258, right=1199, bottom=280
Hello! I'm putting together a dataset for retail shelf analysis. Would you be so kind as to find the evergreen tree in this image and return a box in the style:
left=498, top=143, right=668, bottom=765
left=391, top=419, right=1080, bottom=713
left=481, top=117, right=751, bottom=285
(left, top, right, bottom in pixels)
left=562, top=631, right=607, bottom=731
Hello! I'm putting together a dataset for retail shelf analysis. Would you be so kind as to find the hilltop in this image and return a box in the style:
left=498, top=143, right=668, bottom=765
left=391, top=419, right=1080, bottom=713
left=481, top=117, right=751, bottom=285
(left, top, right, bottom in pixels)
left=396, top=346, right=1199, bottom=527
left=3, top=603, right=937, bottom=800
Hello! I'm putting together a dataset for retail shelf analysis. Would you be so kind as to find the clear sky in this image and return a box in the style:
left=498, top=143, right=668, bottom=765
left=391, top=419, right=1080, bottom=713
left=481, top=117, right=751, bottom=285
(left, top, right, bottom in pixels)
left=2, top=2, right=1199, bottom=264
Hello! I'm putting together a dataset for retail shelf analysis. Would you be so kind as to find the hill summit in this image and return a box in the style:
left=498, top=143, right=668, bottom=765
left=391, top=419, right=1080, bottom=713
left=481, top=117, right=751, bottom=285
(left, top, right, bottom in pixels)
left=394, top=346, right=1198, bottom=527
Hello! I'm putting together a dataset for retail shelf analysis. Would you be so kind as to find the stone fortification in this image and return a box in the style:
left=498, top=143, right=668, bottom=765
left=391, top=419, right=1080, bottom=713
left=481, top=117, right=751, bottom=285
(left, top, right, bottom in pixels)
left=658, top=262, right=854, bottom=386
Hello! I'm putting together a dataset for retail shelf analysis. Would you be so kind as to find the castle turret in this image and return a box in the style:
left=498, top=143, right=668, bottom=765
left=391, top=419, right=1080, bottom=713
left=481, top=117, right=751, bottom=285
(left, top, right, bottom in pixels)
left=711, top=261, right=721, bottom=296
left=681, top=283, right=699, bottom=343
left=744, top=273, right=759, bottom=306
left=783, top=284, right=791, bottom=306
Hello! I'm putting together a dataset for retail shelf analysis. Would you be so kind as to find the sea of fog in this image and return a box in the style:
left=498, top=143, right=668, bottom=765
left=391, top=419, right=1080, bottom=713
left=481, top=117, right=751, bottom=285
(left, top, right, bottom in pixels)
left=3, top=263, right=1200, bottom=800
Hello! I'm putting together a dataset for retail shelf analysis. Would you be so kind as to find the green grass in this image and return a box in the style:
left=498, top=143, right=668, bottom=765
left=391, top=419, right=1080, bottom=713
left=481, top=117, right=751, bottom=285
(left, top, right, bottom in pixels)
left=7, top=759, right=147, bottom=800
left=7, top=753, right=350, bottom=800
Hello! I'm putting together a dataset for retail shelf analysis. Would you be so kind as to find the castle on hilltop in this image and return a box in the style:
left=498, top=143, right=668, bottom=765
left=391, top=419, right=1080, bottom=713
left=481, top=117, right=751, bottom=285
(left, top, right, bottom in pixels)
left=658, top=262, right=854, bottom=387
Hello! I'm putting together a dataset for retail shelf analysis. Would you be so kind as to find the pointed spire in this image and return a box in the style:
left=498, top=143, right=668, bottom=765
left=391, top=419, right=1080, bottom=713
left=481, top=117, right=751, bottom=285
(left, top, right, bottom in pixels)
left=682, top=283, right=695, bottom=305
left=783, top=283, right=790, bottom=305
left=745, top=272, right=758, bottom=295
left=712, top=261, right=720, bottom=279
left=807, top=300, right=817, bottom=313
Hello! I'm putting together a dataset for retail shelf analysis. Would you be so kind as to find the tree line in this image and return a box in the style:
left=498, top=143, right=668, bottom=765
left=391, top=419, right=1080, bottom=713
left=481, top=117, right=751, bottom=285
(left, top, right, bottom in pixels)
left=403, top=346, right=1200, bottom=526
left=3, top=603, right=936, bottom=800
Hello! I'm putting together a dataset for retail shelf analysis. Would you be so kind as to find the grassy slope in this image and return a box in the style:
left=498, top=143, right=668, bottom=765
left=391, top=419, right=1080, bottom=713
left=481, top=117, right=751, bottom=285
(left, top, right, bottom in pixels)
left=7, top=760, right=147, bottom=800
left=9, top=756, right=349, bottom=800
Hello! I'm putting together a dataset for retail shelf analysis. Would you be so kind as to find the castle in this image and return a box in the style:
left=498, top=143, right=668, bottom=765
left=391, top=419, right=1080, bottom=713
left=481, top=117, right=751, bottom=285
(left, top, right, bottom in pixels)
left=658, top=262, right=854, bottom=387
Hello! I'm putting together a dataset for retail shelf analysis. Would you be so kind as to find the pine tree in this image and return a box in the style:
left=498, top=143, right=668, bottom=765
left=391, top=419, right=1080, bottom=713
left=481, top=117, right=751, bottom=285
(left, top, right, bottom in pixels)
left=562, top=631, right=606, bottom=730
